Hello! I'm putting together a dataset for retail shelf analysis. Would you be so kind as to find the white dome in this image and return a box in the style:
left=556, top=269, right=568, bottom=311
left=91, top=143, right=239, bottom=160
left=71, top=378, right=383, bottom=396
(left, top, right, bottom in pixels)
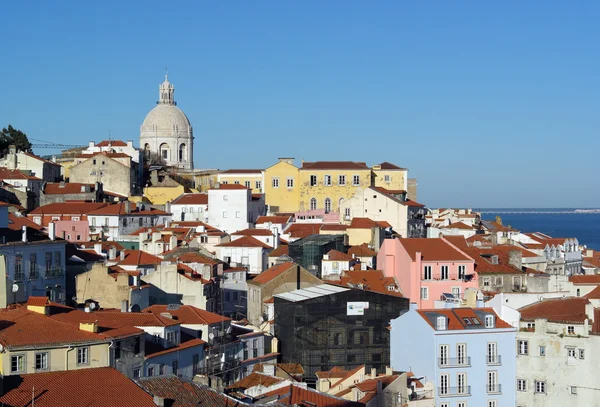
left=141, top=104, right=191, bottom=134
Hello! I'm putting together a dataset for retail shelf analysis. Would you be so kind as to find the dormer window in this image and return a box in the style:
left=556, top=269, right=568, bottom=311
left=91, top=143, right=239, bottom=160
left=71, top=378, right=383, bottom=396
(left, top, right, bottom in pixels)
left=436, top=316, right=447, bottom=330
left=485, top=315, right=495, bottom=328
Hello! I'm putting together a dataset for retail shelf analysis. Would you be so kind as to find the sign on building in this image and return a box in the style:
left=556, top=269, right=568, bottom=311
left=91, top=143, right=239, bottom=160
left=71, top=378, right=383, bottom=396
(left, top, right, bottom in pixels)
left=347, top=301, right=369, bottom=315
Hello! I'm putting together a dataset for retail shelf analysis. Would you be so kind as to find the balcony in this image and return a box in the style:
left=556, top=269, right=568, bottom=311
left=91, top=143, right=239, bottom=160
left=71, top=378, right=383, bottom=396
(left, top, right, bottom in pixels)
left=486, top=384, right=502, bottom=394
left=438, top=357, right=471, bottom=368
left=486, top=354, right=502, bottom=365
left=438, top=386, right=471, bottom=397
left=45, top=268, right=64, bottom=278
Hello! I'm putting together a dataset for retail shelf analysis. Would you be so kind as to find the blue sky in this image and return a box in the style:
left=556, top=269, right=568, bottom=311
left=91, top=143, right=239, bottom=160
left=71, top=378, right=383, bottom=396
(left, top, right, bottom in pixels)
left=1, top=1, right=598, bottom=208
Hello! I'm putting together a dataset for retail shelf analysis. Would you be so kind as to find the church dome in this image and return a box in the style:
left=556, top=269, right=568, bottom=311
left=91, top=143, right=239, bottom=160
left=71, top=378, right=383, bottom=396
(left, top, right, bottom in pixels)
left=141, top=104, right=191, bottom=134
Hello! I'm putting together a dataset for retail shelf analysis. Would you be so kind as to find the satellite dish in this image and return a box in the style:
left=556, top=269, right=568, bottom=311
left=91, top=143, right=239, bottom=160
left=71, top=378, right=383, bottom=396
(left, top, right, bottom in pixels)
left=0, top=344, right=4, bottom=353
left=84, top=307, right=91, bottom=313
left=11, top=284, right=18, bottom=293
left=89, top=302, right=97, bottom=310
left=209, top=333, right=215, bottom=340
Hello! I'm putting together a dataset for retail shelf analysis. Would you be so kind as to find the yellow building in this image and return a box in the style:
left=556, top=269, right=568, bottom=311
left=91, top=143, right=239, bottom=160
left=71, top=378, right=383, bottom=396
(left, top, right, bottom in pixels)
left=298, top=161, right=372, bottom=213
left=217, top=169, right=264, bottom=194
left=263, top=158, right=300, bottom=213
left=372, top=162, right=408, bottom=191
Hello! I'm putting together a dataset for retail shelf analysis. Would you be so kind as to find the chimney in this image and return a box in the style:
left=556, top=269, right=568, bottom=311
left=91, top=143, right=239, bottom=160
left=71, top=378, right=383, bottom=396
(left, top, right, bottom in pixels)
left=371, top=368, right=377, bottom=378
left=272, top=229, right=279, bottom=249
left=385, top=366, right=392, bottom=376
left=278, top=157, right=295, bottom=165
left=124, top=201, right=131, bottom=214
left=88, top=141, right=95, bottom=149
left=214, top=182, right=220, bottom=189
left=587, top=249, right=594, bottom=257
left=59, top=180, right=66, bottom=188
left=108, top=246, right=117, bottom=260
left=21, top=225, right=27, bottom=243
left=120, top=250, right=126, bottom=261
left=165, top=201, right=171, bottom=214
left=508, top=250, right=522, bottom=270
left=93, top=243, right=102, bottom=255
left=48, top=222, right=56, bottom=241
left=153, top=396, right=175, bottom=407
left=121, top=300, right=129, bottom=312
left=79, top=321, right=99, bottom=333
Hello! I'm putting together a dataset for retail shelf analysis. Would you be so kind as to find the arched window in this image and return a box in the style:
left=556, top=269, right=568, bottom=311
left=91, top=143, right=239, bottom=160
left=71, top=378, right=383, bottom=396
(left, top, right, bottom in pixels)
left=310, top=198, right=317, bottom=211
left=324, top=198, right=331, bottom=213
left=159, top=143, right=170, bottom=160
left=179, top=143, right=186, bottom=162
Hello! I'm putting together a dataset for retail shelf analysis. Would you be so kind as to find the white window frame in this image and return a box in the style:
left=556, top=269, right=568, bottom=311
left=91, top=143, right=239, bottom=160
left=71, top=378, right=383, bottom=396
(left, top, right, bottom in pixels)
left=487, top=371, right=498, bottom=393
left=324, top=175, right=332, bottom=186
left=487, top=342, right=498, bottom=364
left=539, top=346, right=546, bottom=356
left=310, top=175, right=317, bottom=186
left=535, top=380, right=546, bottom=394
left=483, top=277, right=491, bottom=287
left=485, top=315, right=494, bottom=328
left=286, top=177, right=294, bottom=188
left=244, top=181, right=251, bottom=188
left=458, top=265, right=466, bottom=279
left=420, top=286, right=428, bottom=300
left=352, top=175, right=360, bottom=186
left=439, top=374, right=449, bottom=395
left=579, top=349, right=585, bottom=359
left=384, top=174, right=391, bottom=182
left=11, top=354, right=25, bottom=373
left=441, top=265, right=449, bottom=280
left=518, top=340, right=528, bottom=355
left=457, top=372, right=467, bottom=394
left=423, top=265, right=432, bottom=280
left=338, top=175, right=346, bottom=186
left=77, top=347, right=89, bottom=365
left=517, top=379, right=526, bottom=391
left=457, top=343, right=467, bottom=365
left=567, top=347, right=576, bottom=358
left=272, top=177, right=280, bottom=188
left=35, top=352, right=49, bottom=371
left=439, top=344, right=448, bottom=366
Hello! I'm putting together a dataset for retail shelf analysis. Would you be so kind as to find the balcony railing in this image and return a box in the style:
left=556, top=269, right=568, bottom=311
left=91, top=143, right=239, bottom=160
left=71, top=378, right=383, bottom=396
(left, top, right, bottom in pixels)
left=14, top=272, right=24, bottom=282
left=438, top=357, right=471, bottom=367
left=438, top=386, right=471, bottom=397
left=45, top=268, right=64, bottom=278
left=486, top=354, right=502, bottom=365
left=486, top=384, right=502, bottom=394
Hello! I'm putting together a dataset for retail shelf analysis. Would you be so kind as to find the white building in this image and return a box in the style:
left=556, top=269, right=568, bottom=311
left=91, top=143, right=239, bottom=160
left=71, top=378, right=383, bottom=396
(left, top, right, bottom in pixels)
left=216, top=236, right=272, bottom=274
left=169, top=193, right=208, bottom=222
left=208, top=184, right=265, bottom=234
left=82, top=140, right=141, bottom=163
left=255, top=215, right=292, bottom=236
left=516, top=297, right=600, bottom=407
left=140, top=73, right=194, bottom=169
left=231, top=228, right=279, bottom=249
left=0, top=147, right=61, bottom=182
left=321, top=250, right=353, bottom=280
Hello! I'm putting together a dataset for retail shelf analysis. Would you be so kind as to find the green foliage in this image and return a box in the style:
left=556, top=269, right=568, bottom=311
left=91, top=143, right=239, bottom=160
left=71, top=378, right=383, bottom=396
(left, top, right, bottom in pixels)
left=0, top=125, right=32, bottom=154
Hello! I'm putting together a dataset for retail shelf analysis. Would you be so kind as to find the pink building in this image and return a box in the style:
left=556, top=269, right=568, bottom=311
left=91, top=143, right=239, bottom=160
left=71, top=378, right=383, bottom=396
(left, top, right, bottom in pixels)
left=54, top=220, right=91, bottom=242
left=377, top=237, right=478, bottom=308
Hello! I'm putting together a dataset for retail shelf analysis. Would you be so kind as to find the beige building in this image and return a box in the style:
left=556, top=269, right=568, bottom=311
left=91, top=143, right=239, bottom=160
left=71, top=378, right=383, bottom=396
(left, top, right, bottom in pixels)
left=217, top=169, right=264, bottom=193
left=70, top=151, right=137, bottom=197
left=0, top=146, right=61, bottom=182
left=246, top=262, right=321, bottom=327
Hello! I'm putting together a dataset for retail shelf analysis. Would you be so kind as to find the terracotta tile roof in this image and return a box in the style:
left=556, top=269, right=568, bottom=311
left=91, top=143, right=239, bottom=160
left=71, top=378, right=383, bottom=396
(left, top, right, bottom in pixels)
left=77, top=241, right=125, bottom=251
left=315, top=366, right=353, bottom=379
left=173, top=252, right=220, bottom=265
left=43, top=182, right=96, bottom=195
left=29, top=202, right=108, bottom=215
left=96, top=139, right=128, bottom=147
left=320, top=224, right=348, bottom=231
left=26, top=296, right=50, bottom=307
left=8, top=213, right=43, bottom=231
left=88, top=201, right=169, bottom=216
left=481, top=220, right=518, bottom=233
left=519, top=297, right=590, bottom=324
left=76, top=151, right=131, bottom=159
left=301, top=161, right=369, bottom=170
left=268, top=245, right=289, bottom=258
left=143, top=304, right=230, bottom=325
left=249, top=262, right=295, bottom=285
left=94, top=310, right=180, bottom=327
left=442, top=221, right=474, bottom=230
left=354, top=375, right=400, bottom=403
left=259, top=384, right=364, bottom=407
left=0, top=168, right=41, bottom=180
left=285, top=223, right=322, bottom=238
left=226, top=372, right=285, bottom=390
left=444, top=235, right=468, bottom=249
left=21, top=151, right=60, bottom=165
left=329, top=365, right=365, bottom=389
left=0, top=307, right=109, bottom=349
left=0, top=367, right=156, bottom=407
left=137, top=375, right=252, bottom=407
left=221, top=169, right=263, bottom=174
left=325, top=249, right=353, bottom=261
left=211, top=184, right=249, bottom=190
left=404, top=199, right=425, bottom=207
left=145, top=338, right=206, bottom=358
left=118, top=250, right=164, bottom=266
left=171, top=193, right=208, bottom=205
left=584, top=286, right=600, bottom=299
left=348, top=243, right=377, bottom=257
left=48, top=305, right=145, bottom=339
left=216, top=235, right=272, bottom=249
left=331, top=270, right=403, bottom=297
left=256, top=215, right=292, bottom=225
left=400, top=238, right=473, bottom=262
left=278, top=363, right=305, bottom=375
left=376, top=162, right=406, bottom=170
left=569, top=275, right=600, bottom=284
left=583, top=257, right=600, bottom=269
left=349, top=217, right=390, bottom=229
left=462, top=245, right=542, bottom=275
left=232, top=228, right=274, bottom=236
left=417, top=308, right=513, bottom=330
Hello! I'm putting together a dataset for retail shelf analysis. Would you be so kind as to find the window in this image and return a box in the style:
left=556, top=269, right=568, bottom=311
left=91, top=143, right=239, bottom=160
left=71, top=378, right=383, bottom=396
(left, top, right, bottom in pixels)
left=457, top=403, right=466, bottom=407
left=45, top=252, right=52, bottom=273
left=148, top=367, right=154, bottom=376
left=310, top=198, right=317, bottom=211
left=344, top=207, right=350, bottom=218
left=495, top=276, right=503, bottom=286
left=222, top=211, right=227, bottom=218
left=244, top=181, right=251, bottom=188
left=535, top=380, right=546, bottom=394
left=452, top=287, right=460, bottom=297
left=122, top=218, right=127, bottom=227
left=30, top=253, right=38, bottom=278
left=579, top=349, right=585, bottom=359
left=93, top=159, right=96, bottom=165
left=487, top=371, right=498, bottom=393
left=420, top=287, right=428, bottom=300
left=441, top=265, right=449, bottom=280
left=526, top=322, right=535, bottom=330
left=439, top=374, right=448, bottom=395
left=272, top=177, right=279, bottom=188
left=485, top=315, right=495, bottom=328
left=352, top=175, right=360, bottom=186
left=234, top=180, right=240, bottom=185
left=567, top=348, right=576, bottom=358
left=134, top=337, right=141, bottom=354
left=437, top=316, right=446, bottom=330
left=517, top=379, right=527, bottom=392
left=77, top=347, right=89, bottom=365
left=172, top=360, right=178, bottom=375
left=324, top=198, right=331, bottom=213
left=159, top=364, right=165, bottom=375
left=323, top=175, right=332, bottom=186
left=11, top=355, right=24, bottom=373
left=457, top=343, right=466, bottom=365
left=133, top=368, right=140, bottom=378
left=286, top=177, right=294, bottom=188
left=423, top=265, right=432, bottom=280
left=571, top=386, right=578, bottom=394
left=518, top=340, right=528, bottom=355
left=488, top=402, right=497, bottom=407
left=577, top=288, right=581, bottom=296
left=567, top=325, right=575, bottom=335
left=539, top=346, right=546, bottom=356
left=384, top=174, right=391, bottom=182
left=487, top=342, right=498, bottom=364
left=310, top=175, right=317, bottom=186
left=483, top=277, right=491, bottom=287
left=114, top=341, right=121, bottom=359
left=14, top=254, right=23, bottom=280
left=457, top=373, right=467, bottom=394
left=338, top=175, right=346, bottom=186
left=236, top=211, right=241, bottom=218
left=255, top=181, right=261, bottom=189
left=458, top=265, right=466, bottom=279
left=439, top=345, right=448, bottom=365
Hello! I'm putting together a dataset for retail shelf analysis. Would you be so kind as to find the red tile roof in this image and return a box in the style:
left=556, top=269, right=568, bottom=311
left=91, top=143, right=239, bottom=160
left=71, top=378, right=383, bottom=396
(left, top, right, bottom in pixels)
left=232, top=228, right=274, bottom=236
left=8, top=213, right=43, bottom=231
left=315, top=366, right=352, bottom=379
left=376, top=162, right=406, bottom=170
left=569, top=275, right=600, bottom=285
left=211, top=184, right=249, bottom=190
left=145, top=338, right=206, bottom=358
left=0, top=367, right=156, bottom=407
left=349, top=217, right=390, bottom=229
left=285, top=223, right=322, bottom=238
left=76, top=151, right=131, bottom=159
left=221, top=169, right=263, bottom=174
left=260, top=384, right=364, bottom=407
left=256, top=215, right=292, bottom=225
left=226, top=372, right=285, bottom=390
left=171, top=193, right=208, bottom=205
left=417, top=308, right=513, bottom=330
left=268, top=245, right=289, bottom=258
left=88, top=201, right=169, bottom=216
left=216, top=235, right=272, bottom=249
left=519, top=297, right=590, bottom=324
left=250, top=262, right=295, bottom=285
left=96, top=140, right=128, bottom=147
left=442, top=221, right=474, bottom=230
left=118, top=250, right=164, bottom=266
left=584, top=286, right=600, bottom=299
left=400, top=238, right=473, bottom=262
left=43, top=182, right=96, bottom=195
left=325, top=249, right=353, bottom=261
left=26, top=296, right=50, bottom=307
left=301, top=161, right=369, bottom=170
left=29, top=202, right=108, bottom=215
left=348, top=243, right=377, bottom=257
left=0, top=168, right=41, bottom=180
left=94, top=310, right=180, bottom=327
left=143, top=304, right=230, bottom=325
left=320, top=224, right=348, bottom=231
left=331, top=270, right=403, bottom=297
left=462, top=245, right=542, bottom=275
left=443, top=235, right=468, bottom=249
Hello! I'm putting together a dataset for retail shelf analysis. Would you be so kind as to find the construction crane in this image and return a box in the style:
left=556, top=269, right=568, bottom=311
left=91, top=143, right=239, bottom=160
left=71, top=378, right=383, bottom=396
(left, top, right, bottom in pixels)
left=29, top=138, right=85, bottom=149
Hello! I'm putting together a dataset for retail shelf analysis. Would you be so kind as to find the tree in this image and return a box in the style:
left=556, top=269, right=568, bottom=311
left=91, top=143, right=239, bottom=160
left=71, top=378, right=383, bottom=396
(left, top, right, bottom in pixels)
left=0, top=125, right=32, bottom=154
